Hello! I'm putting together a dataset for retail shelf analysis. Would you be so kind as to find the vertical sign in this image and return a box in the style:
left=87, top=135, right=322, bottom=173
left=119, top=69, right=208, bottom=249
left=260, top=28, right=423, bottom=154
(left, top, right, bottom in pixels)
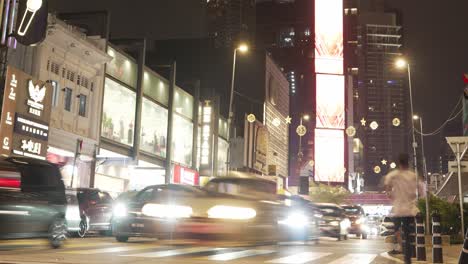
left=199, top=100, right=213, bottom=176
left=0, top=66, right=52, bottom=160
left=314, top=0, right=346, bottom=183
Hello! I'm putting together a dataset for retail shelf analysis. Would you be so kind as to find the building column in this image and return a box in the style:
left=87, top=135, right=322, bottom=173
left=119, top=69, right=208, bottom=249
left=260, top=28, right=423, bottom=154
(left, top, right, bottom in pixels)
left=165, top=61, right=176, bottom=184
left=132, top=39, right=147, bottom=161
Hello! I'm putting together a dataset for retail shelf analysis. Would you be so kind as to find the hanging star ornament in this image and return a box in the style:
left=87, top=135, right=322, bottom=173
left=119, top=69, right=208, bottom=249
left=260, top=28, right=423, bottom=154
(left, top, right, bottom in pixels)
left=285, top=116, right=292, bottom=124
left=381, top=159, right=388, bottom=165
left=360, top=118, right=366, bottom=126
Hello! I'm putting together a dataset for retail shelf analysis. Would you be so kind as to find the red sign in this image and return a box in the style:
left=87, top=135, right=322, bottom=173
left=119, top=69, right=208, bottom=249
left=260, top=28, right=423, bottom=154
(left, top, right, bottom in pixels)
left=173, top=165, right=199, bottom=186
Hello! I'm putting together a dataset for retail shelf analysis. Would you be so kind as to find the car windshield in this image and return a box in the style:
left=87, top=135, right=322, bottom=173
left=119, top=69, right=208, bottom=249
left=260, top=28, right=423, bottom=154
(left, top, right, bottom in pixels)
left=318, top=206, right=342, bottom=217
left=343, top=207, right=361, bottom=215
left=203, top=179, right=276, bottom=197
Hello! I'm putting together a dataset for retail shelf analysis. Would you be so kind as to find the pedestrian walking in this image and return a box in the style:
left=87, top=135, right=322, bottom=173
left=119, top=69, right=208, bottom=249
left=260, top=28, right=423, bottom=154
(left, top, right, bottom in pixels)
left=384, top=154, right=425, bottom=264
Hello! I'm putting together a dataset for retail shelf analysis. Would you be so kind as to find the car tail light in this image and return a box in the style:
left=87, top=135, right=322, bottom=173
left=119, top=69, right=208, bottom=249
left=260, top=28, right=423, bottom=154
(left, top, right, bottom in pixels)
left=0, top=178, right=20, bottom=188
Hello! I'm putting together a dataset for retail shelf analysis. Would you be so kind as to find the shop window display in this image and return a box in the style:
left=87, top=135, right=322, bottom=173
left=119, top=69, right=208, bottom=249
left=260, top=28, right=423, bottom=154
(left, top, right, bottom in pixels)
left=140, top=98, right=168, bottom=157
left=172, top=114, right=193, bottom=166
left=101, top=78, right=136, bottom=146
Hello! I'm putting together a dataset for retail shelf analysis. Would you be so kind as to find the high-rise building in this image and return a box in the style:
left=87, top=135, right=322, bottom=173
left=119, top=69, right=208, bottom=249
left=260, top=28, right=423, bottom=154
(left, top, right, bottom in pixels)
left=207, top=0, right=256, bottom=48
left=345, top=0, right=408, bottom=188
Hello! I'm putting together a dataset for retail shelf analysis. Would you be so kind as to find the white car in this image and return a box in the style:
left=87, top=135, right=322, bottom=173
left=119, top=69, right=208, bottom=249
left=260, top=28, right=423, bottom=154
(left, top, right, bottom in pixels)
left=379, top=216, right=395, bottom=236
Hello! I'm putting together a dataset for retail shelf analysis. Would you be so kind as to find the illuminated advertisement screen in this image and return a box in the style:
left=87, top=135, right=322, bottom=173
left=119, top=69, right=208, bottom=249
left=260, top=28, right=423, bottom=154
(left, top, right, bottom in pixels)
left=315, top=0, right=343, bottom=75
left=314, top=129, right=345, bottom=183
left=316, top=74, right=345, bottom=129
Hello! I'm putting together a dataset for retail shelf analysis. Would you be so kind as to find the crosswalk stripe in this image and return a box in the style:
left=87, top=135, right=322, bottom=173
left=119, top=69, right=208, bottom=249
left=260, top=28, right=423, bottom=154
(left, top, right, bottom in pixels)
left=267, top=252, right=332, bottom=264
left=63, top=244, right=164, bottom=254
left=207, top=249, right=275, bottom=261
left=122, top=247, right=225, bottom=258
left=327, top=253, right=377, bottom=264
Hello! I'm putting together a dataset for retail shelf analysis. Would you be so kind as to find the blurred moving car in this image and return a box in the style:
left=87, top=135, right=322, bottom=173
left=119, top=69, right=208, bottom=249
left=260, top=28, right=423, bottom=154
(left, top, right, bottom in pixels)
left=65, top=191, right=85, bottom=237
left=112, top=173, right=318, bottom=244
left=315, top=203, right=350, bottom=241
left=74, top=188, right=114, bottom=236
left=278, top=195, right=320, bottom=243
left=380, top=216, right=395, bottom=236
left=342, top=205, right=368, bottom=239
left=0, top=157, right=67, bottom=248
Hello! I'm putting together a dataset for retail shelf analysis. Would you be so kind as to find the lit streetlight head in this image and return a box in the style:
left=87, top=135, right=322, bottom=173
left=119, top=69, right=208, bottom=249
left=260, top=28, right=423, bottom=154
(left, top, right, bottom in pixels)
left=395, top=58, right=407, bottom=69
left=303, top=114, right=310, bottom=121
left=237, top=43, right=249, bottom=53
left=413, top=115, right=420, bottom=120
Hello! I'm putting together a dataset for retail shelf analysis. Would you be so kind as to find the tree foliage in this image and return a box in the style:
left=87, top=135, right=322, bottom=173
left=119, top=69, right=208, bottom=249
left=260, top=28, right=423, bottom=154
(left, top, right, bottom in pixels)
left=309, top=182, right=350, bottom=204
left=417, top=195, right=467, bottom=235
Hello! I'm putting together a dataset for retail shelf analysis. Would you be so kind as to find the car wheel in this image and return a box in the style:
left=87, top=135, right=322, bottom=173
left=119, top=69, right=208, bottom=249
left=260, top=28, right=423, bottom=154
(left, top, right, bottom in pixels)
left=116, top=235, right=129, bottom=242
left=77, top=219, right=87, bottom=238
left=362, top=233, right=368, bottom=239
left=49, top=218, right=67, bottom=248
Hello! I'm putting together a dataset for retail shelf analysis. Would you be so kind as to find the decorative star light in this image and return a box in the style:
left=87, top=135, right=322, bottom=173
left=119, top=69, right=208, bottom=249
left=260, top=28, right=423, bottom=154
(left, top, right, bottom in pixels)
left=360, top=118, right=367, bottom=126
left=247, top=114, right=256, bottom=123
left=381, top=159, right=388, bottom=165
left=285, top=116, right=292, bottom=124
left=370, top=121, right=379, bottom=130
left=392, top=118, right=401, bottom=127
left=272, top=118, right=281, bottom=127
left=346, top=126, right=356, bottom=137
left=390, top=162, right=397, bottom=169
left=374, top=166, right=381, bottom=174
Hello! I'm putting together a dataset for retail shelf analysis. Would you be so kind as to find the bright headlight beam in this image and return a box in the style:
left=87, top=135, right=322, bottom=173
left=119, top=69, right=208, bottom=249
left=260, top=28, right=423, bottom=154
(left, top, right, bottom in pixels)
left=113, top=203, right=128, bottom=218
left=207, top=205, right=256, bottom=220
left=142, top=203, right=192, bottom=219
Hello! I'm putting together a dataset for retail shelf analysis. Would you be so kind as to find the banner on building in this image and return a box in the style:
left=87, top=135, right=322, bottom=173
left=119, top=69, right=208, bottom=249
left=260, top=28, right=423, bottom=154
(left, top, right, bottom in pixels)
left=0, top=66, right=52, bottom=159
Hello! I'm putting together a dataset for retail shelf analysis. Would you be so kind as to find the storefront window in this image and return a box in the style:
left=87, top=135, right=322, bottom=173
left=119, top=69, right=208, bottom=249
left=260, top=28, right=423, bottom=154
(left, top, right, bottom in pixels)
left=140, top=98, right=168, bottom=157
left=106, top=46, right=138, bottom=88
left=173, top=87, right=194, bottom=119
left=172, top=114, right=193, bottom=166
left=218, top=118, right=228, bottom=140
left=101, top=78, right=136, bottom=146
left=217, top=138, right=228, bottom=176
left=143, top=70, right=169, bottom=106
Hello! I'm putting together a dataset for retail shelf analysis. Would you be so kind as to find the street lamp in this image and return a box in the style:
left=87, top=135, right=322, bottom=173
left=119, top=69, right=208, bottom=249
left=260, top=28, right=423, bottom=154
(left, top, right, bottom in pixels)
left=227, top=43, right=249, bottom=173
left=298, top=115, right=309, bottom=160
left=395, top=58, right=419, bottom=198
left=413, top=114, right=430, bottom=233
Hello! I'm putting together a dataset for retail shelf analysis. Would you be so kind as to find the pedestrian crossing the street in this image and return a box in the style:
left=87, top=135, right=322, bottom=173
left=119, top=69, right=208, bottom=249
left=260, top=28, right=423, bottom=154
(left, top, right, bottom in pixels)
left=0, top=239, right=386, bottom=263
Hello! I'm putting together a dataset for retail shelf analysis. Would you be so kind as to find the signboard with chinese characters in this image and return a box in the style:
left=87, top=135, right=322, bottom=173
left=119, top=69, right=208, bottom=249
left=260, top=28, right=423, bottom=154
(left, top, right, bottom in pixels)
left=199, top=100, right=214, bottom=176
left=0, top=66, right=52, bottom=160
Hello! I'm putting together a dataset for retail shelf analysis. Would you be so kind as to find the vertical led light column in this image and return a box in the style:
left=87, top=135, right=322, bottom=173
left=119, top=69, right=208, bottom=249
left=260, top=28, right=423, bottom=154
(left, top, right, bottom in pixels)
left=314, top=0, right=345, bottom=183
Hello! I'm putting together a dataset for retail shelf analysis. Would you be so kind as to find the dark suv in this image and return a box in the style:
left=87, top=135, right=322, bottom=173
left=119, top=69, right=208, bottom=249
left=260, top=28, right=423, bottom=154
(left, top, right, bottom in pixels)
left=0, top=157, right=67, bottom=248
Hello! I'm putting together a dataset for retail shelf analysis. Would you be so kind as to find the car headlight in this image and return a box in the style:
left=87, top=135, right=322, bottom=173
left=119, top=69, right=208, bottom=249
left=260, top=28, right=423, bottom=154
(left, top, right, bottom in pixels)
left=141, top=203, right=192, bottom=219
left=278, top=211, right=308, bottom=227
left=330, top=221, right=340, bottom=226
left=113, top=203, right=128, bottom=218
left=340, top=219, right=351, bottom=229
left=207, top=205, right=256, bottom=220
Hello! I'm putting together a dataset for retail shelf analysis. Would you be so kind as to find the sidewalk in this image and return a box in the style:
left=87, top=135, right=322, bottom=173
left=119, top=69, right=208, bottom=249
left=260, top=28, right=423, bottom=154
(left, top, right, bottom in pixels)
left=382, top=244, right=461, bottom=263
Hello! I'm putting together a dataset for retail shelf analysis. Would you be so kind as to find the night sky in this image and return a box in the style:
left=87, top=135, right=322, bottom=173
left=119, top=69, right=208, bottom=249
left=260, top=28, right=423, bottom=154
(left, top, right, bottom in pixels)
left=386, top=1, right=468, bottom=164
left=48, top=0, right=468, bottom=169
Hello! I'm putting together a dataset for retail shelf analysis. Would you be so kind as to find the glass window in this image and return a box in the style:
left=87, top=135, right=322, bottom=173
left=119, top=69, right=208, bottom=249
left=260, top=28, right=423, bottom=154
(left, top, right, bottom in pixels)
left=64, top=87, right=72, bottom=112
left=143, top=70, right=169, bottom=106
left=50, top=80, right=59, bottom=107
left=106, top=46, right=138, bottom=87
left=217, top=138, right=228, bottom=176
left=173, top=87, right=194, bottom=119
left=101, top=78, right=136, bottom=146
left=218, top=118, right=228, bottom=139
left=140, top=98, right=168, bottom=157
left=78, top=94, right=87, bottom=117
left=172, top=114, right=193, bottom=166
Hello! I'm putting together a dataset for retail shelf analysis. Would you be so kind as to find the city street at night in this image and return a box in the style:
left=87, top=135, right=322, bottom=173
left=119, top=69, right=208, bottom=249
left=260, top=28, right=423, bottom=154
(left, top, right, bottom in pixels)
left=0, top=236, right=401, bottom=264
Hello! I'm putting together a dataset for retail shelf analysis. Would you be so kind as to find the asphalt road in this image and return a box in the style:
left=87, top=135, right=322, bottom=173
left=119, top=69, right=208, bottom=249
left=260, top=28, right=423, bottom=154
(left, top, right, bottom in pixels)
left=0, top=236, right=401, bottom=264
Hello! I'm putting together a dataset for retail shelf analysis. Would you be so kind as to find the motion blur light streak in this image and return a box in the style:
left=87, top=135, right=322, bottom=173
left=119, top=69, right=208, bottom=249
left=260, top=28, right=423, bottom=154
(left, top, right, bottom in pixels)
left=141, top=204, right=193, bottom=219
left=207, top=205, right=256, bottom=220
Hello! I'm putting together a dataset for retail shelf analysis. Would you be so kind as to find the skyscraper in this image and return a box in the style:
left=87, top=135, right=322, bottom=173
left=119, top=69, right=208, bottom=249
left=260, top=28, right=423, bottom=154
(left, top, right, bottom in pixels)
left=345, top=0, right=408, bottom=189
left=207, top=0, right=256, bottom=48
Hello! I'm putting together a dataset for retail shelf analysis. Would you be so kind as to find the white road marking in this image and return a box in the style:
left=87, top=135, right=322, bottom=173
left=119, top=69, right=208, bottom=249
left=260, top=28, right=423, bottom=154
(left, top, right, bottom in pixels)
left=267, top=252, right=332, bottom=264
left=64, top=244, right=162, bottom=254
left=327, top=253, right=377, bottom=264
left=207, top=249, right=275, bottom=261
left=379, top=252, right=404, bottom=263
left=122, top=247, right=225, bottom=258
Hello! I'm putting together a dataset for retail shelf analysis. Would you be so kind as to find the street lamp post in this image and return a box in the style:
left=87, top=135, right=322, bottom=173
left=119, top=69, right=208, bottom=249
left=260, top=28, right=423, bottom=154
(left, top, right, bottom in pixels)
left=414, top=115, right=431, bottom=233
left=298, top=114, right=310, bottom=160
left=396, top=59, right=419, bottom=199
left=227, top=44, right=248, bottom=173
